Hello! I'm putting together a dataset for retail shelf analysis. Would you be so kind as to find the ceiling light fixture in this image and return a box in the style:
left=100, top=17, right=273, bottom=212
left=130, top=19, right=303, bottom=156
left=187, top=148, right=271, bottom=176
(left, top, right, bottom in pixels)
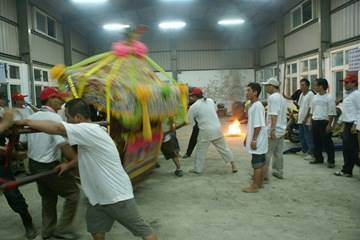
left=103, top=23, right=130, bottom=31
left=72, top=0, right=108, bottom=4
left=159, top=21, right=186, bottom=30
left=218, top=18, right=245, bottom=26
left=160, top=0, right=193, bottom=2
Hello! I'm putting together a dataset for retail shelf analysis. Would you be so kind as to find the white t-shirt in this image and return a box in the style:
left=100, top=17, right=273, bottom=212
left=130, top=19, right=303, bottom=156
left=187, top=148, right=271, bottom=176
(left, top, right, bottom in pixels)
left=188, top=98, right=223, bottom=141
left=63, top=122, right=134, bottom=206
left=297, top=91, right=314, bottom=125
left=266, top=92, right=288, bottom=137
left=246, top=101, right=268, bottom=154
left=347, top=90, right=360, bottom=130
left=342, top=90, right=360, bottom=123
left=311, top=94, right=337, bottom=120
left=27, top=109, right=66, bottom=163
left=14, top=107, right=33, bottom=121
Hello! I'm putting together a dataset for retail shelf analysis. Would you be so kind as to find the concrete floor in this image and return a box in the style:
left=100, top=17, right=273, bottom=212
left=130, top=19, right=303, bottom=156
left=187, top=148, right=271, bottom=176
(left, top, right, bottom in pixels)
left=1, top=118, right=360, bottom=240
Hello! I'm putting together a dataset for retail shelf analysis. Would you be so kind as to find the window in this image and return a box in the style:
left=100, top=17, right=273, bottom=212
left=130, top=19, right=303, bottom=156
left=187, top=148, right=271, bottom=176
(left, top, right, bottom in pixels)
left=0, top=62, right=22, bottom=106
left=301, top=60, right=308, bottom=72
left=256, top=66, right=277, bottom=100
left=33, top=68, right=54, bottom=106
left=332, top=52, right=343, bottom=67
left=286, top=62, right=298, bottom=96
left=9, top=65, right=20, bottom=79
left=334, top=71, right=344, bottom=101
left=309, top=58, right=317, bottom=70
left=330, top=45, right=360, bottom=100
left=34, top=9, right=57, bottom=39
left=291, top=0, right=313, bottom=29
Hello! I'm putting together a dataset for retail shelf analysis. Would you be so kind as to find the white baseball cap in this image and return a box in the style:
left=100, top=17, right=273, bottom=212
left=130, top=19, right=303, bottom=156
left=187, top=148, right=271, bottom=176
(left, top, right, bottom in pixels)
left=261, top=77, right=280, bottom=87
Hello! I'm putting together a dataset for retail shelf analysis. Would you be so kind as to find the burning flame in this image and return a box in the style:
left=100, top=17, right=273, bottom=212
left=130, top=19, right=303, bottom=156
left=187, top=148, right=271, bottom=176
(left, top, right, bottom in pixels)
left=226, top=120, right=242, bottom=137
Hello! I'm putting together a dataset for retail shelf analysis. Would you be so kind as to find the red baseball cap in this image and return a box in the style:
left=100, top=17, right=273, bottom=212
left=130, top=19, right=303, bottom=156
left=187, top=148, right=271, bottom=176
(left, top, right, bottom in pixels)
left=40, top=87, right=68, bottom=101
left=190, top=87, right=203, bottom=97
left=12, top=93, right=27, bottom=101
left=343, top=74, right=358, bottom=83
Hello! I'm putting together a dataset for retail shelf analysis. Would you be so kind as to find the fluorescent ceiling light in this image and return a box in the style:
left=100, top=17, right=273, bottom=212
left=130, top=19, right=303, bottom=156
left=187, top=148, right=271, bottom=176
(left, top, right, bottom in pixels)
left=103, top=23, right=130, bottom=31
left=72, top=0, right=108, bottom=3
left=218, top=19, right=245, bottom=26
left=160, top=0, right=193, bottom=2
left=159, top=21, right=186, bottom=30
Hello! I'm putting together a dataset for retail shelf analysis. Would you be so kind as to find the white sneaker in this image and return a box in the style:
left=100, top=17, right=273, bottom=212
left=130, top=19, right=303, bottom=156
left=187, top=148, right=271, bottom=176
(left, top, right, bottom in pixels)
left=304, top=155, right=314, bottom=161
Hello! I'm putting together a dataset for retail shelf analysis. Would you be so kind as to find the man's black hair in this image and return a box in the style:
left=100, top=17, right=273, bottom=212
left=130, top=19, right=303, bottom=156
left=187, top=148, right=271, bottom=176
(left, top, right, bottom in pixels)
left=300, top=78, right=310, bottom=87
left=315, top=78, right=329, bottom=91
left=65, top=98, right=91, bottom=119
left=247, top=82, right=261, bottom=97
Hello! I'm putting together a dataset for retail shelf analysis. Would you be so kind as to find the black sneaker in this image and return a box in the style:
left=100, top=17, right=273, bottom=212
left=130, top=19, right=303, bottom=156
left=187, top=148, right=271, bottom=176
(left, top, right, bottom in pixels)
left=334, top=171, right=352, bottom=177
left=182, top=154, right=190, bottom=159
left=174, top=169, right=183, bottom=177
left=25, top=226, right=38, bottom=240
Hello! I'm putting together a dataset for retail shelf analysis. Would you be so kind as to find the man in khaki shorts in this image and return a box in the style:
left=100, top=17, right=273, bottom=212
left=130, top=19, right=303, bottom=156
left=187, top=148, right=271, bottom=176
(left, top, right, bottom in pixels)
left=16, top=98, right=158, bottom=240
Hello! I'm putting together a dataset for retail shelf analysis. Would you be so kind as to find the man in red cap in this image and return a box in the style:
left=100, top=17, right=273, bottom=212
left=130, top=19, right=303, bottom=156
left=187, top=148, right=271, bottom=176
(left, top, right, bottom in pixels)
left=26, top=87, right=79, bottom=239
left=188, top=87, right=237, bottom=174
left=334, top=73, right=360, bottom=177
left=12, top=93, right=33, bottom=121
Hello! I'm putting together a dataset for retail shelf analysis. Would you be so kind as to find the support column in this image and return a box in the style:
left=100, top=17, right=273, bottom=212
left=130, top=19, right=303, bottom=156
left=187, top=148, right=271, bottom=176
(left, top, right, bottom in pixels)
left=169, top=36, right=178, bottom=81
left=319, top=0, right=331, bottom=78
left=16, top=0, right=35, bottom=102
left=63, top=22, right=72, bottom=66
left=276, top=16, right=285, bottom=82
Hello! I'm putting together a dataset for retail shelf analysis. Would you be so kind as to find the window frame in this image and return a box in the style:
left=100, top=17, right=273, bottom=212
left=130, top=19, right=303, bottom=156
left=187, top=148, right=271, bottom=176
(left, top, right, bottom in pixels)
left=0, top=60, right=23, bottom=107
left=33, top=8, right=57, bottom=40
left=286, top=54, right=319, bottom=96
left=290, top=0, right=313, bottom=30
left=33, top=67, right=57, bottom=107
left=330, top=44, right=360, bottom=101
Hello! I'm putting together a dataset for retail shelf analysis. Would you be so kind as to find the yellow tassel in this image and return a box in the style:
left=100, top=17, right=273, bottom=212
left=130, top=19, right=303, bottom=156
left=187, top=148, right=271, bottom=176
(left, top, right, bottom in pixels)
left=135, top=85, right=152, bottom=141
left=178, top=84, right=189, bottom=123
left=67, top=76, right=79, bottom=98
left=105, top=58, right=124, bottom=133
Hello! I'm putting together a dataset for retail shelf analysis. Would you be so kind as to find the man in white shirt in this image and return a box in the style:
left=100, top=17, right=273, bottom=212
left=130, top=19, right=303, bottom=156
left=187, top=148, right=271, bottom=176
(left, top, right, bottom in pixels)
left=16, top=98, right=158, bottom=240
left=262, top=77, right=287, bottom=179
left=243, top=83, right=268, bottom=193
left=188, top=87, right=237, bottom=174
left=297, top=79, right=315, bottom=160
left=335, top=74, right=360, bottom=177
left=27, top=87, right=79, bottom=239
left=310, top=78, right=337, bottom=168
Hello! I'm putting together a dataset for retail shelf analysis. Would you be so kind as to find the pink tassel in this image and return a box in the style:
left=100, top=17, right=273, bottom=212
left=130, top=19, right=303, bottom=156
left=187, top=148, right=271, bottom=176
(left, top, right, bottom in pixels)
left=112, top=42, right=131, bottom=57
left=132, top=41, right=148, bottom=58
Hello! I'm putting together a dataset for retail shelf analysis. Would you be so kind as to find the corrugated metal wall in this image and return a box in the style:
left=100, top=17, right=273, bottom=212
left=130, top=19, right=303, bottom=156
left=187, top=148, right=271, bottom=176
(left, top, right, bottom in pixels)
left=31, top=34, right=64, bottom=64
left=259, top=22, right=277, bottom=66
left=331, top=0, right=351, bottom=10
left=285, top=22, right=320, bottom=58
left=0, top=0, right=19, bottom=57
left=260, top=43, right=277, bottom=66
left=0, top=0, right=17, bottom=22
left=71, top=30, right=89, bottom=54
left=259, top=23, right=277, bottom=47
left=177, top=49, right=254, bottom=70
left=331, top=0, right=360, bottom=43
left=72, top=51, right=87, bottom=64
left=148, top=51, right=171, bottom=71
left=0, top=21, right=19, bottom=56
